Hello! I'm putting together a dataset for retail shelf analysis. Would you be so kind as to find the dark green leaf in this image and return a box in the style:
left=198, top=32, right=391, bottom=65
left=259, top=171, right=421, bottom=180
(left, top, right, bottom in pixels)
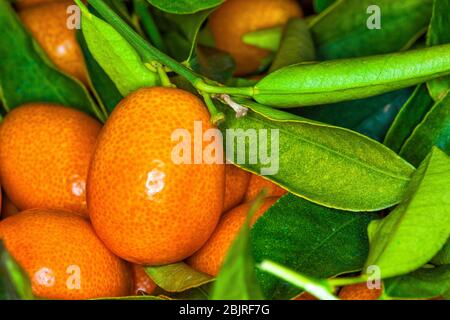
left=190, top=46, right=236, bottom=83
left=0, top=1, right=102, bottom=120
left=220, top=99, right=414, bottom=211
left=427, top=0, right=450, bottom=101
left=211, top=195, right=266, bottom=300
left=144, top=262, right=213, bottom=293
left=251, top=194, right=375, bottom=299
left=400, top=91, right=450, bottom=166
left=384, top=85, right=435, bottom=153
left=432, top=240, right=450, bottom=265
left=269, top=18, right=316, bottom=73
left=310, top=0, right=433, bottom=60
left=365, top=147, right=450, bottom=279
left=313, top=0, right=337, bottom=13
left=296, top=88, right=413, bottom=142
left=147, top=0, right=224, bottom=14
left=0, top=240, right=34, bottom=300
left=384, top=265, right=450, bottom=299
left=156, top=8, right=214, bottom=62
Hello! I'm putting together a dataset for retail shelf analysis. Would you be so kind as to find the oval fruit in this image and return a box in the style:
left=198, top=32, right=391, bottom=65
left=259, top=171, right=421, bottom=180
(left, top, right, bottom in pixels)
left=244, top=174, right=287, bottom=202
left=187, top=197, right=278, bottom=276
left=209, top=0, right=303, bottom=76
left=15, top=0, right=60, bottom=9
left=19, top=1, right=88, bottom=84
left=0, top=209, right=131, bottom=299
left=132, top=265, right=157, bottom=295
left=223, top=164, right=250, bottom=212
left=0, top=103, right=101, bottom=216
left=88, top=87, right=225, bottom=265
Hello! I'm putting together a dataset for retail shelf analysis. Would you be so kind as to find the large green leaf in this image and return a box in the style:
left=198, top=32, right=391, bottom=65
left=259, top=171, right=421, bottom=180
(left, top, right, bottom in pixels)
left=78, top=2, right=159, bottom=97
left=0, top=1, right=102, bottom=119
left=254, top=44, right=450, bottom=108
left=296, top=87, right=413, bottom=142
left=384, top=265, right=450, bottom=299
left=211, top=195, right=266, bottom=300
left=269, top=18, right=316, bottom=73
left=0, top=241, right=34, bottom=300
left=144, top=262, right=213, bottom=293
left=220, top=100, right=414, bottom=211
left=365, top=147, right=450, bottom=279
left=190, top=46, right=236, bottom=83
left=384, top=85, right=435, bottom=153
left=427, top=0, right=450, bottom=101
left=310, top=0, right=433, bottom=60
left=147, top=0, right=224, bottom=14
left=251, top=194, right=375, bottom=300
left=399, top=91, right=450, bottom=166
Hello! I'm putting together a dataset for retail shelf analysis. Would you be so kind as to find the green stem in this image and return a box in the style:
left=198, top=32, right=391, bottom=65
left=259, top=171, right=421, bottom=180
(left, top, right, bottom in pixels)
left=156, top=63, right=174, bottom=88
left=133, top=0, right=166, bottom=53
left=88, top=0, right=199, bottom=83
left=328, top=275, right=369, bottom=287
left=258, top=260, right=339, bottom=300
left=86, top=0, right=255, bottom=99
left=195, top=80, right=255, bottom=97
left=201, top=93, right=225, bottom=125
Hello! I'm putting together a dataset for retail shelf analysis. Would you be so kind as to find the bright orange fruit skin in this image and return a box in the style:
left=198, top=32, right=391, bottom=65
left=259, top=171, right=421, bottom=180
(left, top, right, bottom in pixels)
left=0, top=209, right=132, bottom=299
left=338, top=283, right=381, bottom=300
left=223, top=164, right=250, bottom=212
left=0, top=103, right=101, bottom=216
left=132, top=265, right=157, bottom=295
left=244, top=174, right=287, bottom=202
left=209, top=0, right=303, bottom=76
left=88, top=87, right=225, bottom=265
left=19, top=1, right=88, bottom=85
left=187, top=197, right=278, bottom=276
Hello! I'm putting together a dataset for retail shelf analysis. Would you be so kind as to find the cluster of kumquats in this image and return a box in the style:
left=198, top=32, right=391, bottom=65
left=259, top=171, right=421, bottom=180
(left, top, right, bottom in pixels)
left=0, top=0, right=377, bottom=300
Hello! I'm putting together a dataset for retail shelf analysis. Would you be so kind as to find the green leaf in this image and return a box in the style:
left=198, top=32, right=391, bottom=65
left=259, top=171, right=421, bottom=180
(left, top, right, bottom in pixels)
left=269, top=18, right=316, bottom=73
left=310, top=0, right=433, bottom=60
left=156, top=8, right=215, bottom=62
left=77, top=30, right=122, bottom=114
left=384, top=265, right=450, bottom=299
left=242, top=26, right=283, bottom=52
left=79, top=3, right=159, bottom=97
left=0, top=240, right=34, bottom=300
left=296, top=87, right=413, bottom=142
left=144, top=262, right=213, bottom=293
left=313, top=0, right=337, bottom=13
left=0, top=1, right=102, bottom=120
left=432, top=240, right=450, bottom=265
left=427, top=0, right=450, bottom=101
left=399, top=91, right=450, bottom=166
left=147, top=0, right=224, bottom=14
left=251, top=194, right=375, bottom=299
left=211, top=195, right=266, bottom=300
left=365, top=147, right=450, bottom=279
left=220, top=100, right=414, bottom=211
left=254, top=44, right=450, bottom=108
left=190, top=46, right=236, bottom=83
left=157, top=283, right=212, bottom=300
left=384, top=84, right=435, bottom=153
